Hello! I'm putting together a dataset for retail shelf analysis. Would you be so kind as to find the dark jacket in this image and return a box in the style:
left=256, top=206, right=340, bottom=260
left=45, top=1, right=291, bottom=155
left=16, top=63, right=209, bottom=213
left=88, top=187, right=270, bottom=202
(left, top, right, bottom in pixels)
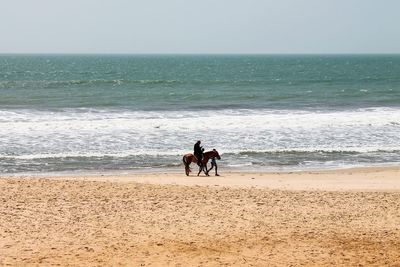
left=194, top=142, right=203, bottom=156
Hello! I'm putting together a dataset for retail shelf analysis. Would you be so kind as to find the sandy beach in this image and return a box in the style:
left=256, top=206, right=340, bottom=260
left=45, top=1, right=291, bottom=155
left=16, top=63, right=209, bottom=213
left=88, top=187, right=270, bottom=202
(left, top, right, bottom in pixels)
left=1, top=166, right=400, bottom=266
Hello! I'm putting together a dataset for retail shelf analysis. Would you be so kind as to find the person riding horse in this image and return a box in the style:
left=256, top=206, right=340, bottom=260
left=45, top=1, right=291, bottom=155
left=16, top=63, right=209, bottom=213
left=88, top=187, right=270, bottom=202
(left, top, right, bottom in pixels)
left=183, top=148, right=221, bottom=176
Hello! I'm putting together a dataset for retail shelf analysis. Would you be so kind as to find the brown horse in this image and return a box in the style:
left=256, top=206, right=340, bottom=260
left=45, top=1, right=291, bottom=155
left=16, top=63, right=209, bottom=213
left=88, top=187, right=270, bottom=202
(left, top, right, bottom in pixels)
left=182, top=149, right=221, bottom=176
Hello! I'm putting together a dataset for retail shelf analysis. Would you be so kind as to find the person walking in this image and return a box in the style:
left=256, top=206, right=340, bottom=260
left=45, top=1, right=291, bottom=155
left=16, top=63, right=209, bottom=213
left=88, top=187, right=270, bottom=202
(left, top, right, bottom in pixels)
left=208, top=155, right=219, bottom=176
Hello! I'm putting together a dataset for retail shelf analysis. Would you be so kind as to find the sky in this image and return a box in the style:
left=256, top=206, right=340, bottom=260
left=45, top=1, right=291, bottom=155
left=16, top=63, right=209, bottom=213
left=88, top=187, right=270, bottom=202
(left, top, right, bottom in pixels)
left=1, top=0, right=400, bottom=54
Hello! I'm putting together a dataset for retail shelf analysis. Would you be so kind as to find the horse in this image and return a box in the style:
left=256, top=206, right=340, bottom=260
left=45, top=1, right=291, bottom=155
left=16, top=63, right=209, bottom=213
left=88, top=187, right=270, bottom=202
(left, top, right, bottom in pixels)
left=182, top=149, right=221, bottom=176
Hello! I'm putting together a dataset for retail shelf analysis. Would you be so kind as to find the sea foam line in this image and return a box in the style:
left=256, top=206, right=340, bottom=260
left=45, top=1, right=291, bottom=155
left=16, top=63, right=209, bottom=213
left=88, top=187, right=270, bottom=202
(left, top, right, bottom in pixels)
left=2, top=147, right=400, bottom=160
left=1, top=107, right=400, bottom=129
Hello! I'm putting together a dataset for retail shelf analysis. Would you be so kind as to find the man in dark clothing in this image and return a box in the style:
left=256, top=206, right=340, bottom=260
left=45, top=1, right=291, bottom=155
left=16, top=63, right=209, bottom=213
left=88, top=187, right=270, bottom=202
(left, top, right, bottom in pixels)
left=194, top=140, right=203, bottom=166
left=208, top=156, right=219, bottom=176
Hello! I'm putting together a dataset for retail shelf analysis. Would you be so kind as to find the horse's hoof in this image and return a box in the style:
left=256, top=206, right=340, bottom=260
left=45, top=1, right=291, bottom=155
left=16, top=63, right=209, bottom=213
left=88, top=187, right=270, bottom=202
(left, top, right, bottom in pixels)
left=216, top=174, right=220, bottom=176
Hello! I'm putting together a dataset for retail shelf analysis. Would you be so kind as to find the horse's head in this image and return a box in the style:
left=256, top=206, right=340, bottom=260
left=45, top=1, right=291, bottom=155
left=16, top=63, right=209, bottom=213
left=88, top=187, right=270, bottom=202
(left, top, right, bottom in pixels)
left=212, top=149, right=221, bottom=160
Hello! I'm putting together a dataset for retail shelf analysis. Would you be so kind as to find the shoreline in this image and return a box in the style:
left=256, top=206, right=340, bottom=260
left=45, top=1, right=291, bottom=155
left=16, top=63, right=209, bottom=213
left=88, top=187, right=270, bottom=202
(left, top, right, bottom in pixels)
left=3, top=165, right=400, bottom=192
left=3, top=162, right=399, bottom=176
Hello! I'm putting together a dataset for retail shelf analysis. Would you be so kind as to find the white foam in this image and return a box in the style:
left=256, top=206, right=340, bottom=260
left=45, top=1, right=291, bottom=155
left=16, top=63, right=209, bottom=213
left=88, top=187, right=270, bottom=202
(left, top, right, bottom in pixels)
left=1, top=107, right=400, bottom=158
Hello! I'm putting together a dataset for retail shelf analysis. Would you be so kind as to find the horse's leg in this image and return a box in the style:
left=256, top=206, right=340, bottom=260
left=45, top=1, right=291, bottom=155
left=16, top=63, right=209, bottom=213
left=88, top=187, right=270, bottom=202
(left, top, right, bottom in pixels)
left=198, top=161, right=207, bottom=176
left=203, top=158, right=211, bottom=176
left=203, top=163, right=210, bottom=176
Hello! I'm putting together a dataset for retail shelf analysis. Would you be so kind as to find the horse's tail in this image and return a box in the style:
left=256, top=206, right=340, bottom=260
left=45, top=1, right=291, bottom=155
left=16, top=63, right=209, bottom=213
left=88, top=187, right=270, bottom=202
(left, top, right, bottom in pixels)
left=182, top=154, right=191, bottom=175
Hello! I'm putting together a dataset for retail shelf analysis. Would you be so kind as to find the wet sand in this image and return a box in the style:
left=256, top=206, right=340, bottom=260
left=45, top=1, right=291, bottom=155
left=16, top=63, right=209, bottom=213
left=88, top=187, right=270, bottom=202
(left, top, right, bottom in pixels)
left=1, top=167, right=400, bottom=266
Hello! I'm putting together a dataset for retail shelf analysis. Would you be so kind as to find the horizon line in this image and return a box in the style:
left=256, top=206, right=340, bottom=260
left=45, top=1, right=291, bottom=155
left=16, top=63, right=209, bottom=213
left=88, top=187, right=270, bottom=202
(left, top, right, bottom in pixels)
left=1, top=52, right=400, bottom=56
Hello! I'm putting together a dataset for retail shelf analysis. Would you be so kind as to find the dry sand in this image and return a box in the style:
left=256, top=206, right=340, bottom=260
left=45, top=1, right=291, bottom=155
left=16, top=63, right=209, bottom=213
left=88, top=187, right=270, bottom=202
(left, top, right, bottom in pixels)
left=1, top=167, right=400, bottom=266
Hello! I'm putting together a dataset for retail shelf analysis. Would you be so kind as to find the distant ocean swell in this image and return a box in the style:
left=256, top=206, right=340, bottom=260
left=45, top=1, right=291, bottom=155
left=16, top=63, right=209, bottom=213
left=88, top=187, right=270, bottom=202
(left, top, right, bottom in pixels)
left=0, top=79, right=187, bottom=88
left=4, top=77, right=399, bottom=88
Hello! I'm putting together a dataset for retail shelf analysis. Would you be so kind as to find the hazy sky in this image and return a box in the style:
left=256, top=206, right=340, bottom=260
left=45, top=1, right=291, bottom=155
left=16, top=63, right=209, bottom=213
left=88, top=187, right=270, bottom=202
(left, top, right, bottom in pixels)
left=1, top=0, right=399, bottom=54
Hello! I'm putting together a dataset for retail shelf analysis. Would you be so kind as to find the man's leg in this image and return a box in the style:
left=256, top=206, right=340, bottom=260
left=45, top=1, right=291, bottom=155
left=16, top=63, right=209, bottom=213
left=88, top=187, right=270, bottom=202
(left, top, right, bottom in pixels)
left=215, top=163, right=219, bottom=176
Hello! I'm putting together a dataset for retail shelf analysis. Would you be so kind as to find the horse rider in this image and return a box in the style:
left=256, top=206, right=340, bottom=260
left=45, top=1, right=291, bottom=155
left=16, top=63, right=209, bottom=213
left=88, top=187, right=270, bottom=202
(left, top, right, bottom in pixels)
left=194, top=140, right=204, bottom=166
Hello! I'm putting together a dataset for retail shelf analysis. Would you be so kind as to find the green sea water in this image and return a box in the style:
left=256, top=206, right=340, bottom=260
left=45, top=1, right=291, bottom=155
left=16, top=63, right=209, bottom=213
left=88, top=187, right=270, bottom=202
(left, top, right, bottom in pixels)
left=1, top=54, right=400, bottom=110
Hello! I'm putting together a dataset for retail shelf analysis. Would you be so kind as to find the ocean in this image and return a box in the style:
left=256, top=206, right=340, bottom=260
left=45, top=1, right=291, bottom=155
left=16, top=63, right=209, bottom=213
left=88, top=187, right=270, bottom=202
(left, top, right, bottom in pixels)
left=1, top=54, right=400, bottom=175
